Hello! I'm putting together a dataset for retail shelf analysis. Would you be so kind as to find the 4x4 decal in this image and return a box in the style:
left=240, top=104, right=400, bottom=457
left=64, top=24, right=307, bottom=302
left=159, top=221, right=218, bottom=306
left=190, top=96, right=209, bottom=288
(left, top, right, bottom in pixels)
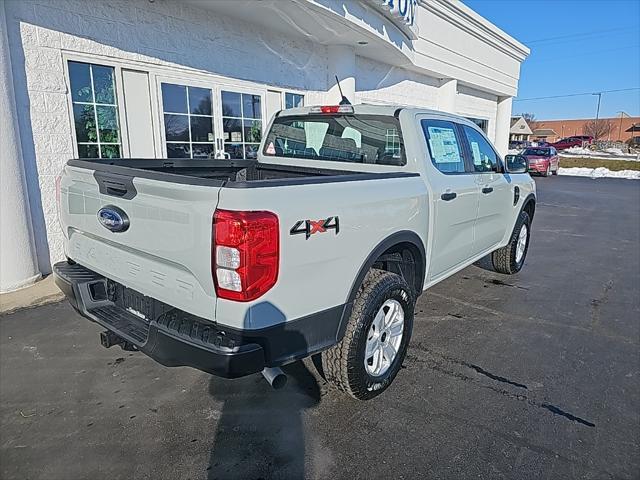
left=290, top=216, right=339, bottom=239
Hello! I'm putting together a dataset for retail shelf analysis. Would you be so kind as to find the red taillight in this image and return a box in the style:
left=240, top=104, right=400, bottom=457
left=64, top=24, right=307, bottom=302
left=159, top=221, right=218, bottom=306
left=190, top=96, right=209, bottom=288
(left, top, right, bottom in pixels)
left=212, top=209, right=279, bottom=302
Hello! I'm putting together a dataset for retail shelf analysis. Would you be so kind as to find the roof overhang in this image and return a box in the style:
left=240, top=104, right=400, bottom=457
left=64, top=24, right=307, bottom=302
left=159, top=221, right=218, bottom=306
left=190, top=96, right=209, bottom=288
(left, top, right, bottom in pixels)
left=181, top=0, right=529, bottom=97
left=184, top=0, right=417, bottom=69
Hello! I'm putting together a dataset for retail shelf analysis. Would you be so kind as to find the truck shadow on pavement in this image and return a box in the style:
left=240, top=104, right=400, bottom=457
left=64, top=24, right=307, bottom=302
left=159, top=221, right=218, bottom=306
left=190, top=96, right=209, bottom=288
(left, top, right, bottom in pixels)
left=206, top=360, right=320, bottom=479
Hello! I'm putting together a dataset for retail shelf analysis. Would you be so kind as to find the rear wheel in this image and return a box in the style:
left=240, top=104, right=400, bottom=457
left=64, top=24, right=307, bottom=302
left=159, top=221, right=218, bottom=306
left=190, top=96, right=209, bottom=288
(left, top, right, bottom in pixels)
left=552, top=164, right=559, bottom=175
left=321, top=269, right=414, bottom=400
left=492, top=211, right=531, bottom=274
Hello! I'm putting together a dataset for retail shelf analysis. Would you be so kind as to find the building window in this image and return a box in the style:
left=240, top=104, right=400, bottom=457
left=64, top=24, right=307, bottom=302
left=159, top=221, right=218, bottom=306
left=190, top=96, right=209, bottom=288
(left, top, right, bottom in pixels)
left=68, top=61, right=122, bottom=158
left=385, top=129, right=400, bottom=156
left=466, top=117, right=489, bottom=133
left=161, top=83, right=215, bottom=159
left=222, top=91, right=262, bottom=159
left=284, top=92, right=304, bottom=109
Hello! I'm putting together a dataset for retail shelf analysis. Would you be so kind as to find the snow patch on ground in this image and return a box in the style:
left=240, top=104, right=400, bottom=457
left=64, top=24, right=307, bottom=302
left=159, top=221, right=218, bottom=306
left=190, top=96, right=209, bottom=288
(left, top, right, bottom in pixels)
left=563, top=147, right=594, bottom=155
left=603, top=147, right=625, bottom=155
left=558, top=167, right=640, bottom=180
left=560, top=146, right=639, bottom=161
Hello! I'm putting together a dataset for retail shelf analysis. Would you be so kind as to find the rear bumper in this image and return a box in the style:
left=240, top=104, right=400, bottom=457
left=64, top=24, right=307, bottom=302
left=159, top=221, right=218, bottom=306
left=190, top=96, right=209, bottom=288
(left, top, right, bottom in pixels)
left=53, top=261, right=346, bottom=378
left=528, top=163, right=549, bottom=174
left=54, top=262, right=265, bottom=378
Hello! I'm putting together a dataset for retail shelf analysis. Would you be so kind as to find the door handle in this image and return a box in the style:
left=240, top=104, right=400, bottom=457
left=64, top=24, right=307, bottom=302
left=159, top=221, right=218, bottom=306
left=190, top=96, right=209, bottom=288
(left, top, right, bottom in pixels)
left=441, top=192, right=457, bottom=201
left=482, top=187, right=494, bottom=194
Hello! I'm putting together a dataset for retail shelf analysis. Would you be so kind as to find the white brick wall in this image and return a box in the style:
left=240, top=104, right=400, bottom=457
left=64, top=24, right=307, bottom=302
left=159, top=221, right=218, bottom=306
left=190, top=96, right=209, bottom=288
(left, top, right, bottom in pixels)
left=456, top=84, right=499, bottom=141
left=355, top=56, right=440, bottom=108
left=5, top=0, right=503, bottom=274
left=5, top=0, right=331, bottom=271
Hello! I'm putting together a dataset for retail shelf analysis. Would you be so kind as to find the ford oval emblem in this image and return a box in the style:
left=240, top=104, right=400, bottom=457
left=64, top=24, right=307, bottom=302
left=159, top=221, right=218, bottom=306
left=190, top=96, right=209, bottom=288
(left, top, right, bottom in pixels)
left=97, top=206, right=129, bottom=233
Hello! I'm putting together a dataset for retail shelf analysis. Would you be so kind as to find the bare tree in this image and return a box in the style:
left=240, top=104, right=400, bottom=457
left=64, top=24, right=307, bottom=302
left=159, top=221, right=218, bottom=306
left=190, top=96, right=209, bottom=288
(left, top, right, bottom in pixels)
left=519, top=112, right=541, bottom=131
left=583, top=119, right=613, bottom=141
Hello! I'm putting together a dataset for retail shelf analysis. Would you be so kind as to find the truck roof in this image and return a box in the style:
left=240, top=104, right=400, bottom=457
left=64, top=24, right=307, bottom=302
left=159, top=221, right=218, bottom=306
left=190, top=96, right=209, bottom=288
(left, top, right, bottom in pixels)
left=276, top=103, right=475, bottom=124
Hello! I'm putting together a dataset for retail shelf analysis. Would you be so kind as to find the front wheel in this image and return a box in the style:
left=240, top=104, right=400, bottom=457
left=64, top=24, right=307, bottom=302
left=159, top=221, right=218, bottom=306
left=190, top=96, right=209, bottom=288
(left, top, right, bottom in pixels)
left=542, top=164, right=551, bottom=177
left=492, top=211, right=531, bottom=274
left=321, top=269, right=414, bottom=400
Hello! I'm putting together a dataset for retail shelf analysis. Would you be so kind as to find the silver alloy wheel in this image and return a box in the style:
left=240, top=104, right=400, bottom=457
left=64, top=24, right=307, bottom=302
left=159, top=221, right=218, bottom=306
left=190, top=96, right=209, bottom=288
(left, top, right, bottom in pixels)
left=364, top=299, right=404, bottom=377
left=515, top=224, right=528, bottom=263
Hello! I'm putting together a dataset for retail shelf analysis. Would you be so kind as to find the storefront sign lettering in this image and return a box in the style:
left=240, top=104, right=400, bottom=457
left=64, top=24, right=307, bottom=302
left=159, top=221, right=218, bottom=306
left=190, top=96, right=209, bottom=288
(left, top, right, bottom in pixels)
left=381, top=0, right=418, bottom=26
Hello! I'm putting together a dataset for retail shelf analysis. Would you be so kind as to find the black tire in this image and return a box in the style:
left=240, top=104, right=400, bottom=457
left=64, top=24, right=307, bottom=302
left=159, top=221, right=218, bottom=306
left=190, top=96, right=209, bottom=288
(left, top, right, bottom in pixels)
left=321, top=269, right=414, bottom=400
left=492, top=211, right=531, bottom=274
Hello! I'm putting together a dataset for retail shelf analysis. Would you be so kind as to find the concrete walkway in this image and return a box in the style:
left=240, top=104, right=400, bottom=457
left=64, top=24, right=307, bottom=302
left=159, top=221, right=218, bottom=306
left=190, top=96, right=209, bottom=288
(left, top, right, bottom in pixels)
left=0, top=275, right=63, bottom=314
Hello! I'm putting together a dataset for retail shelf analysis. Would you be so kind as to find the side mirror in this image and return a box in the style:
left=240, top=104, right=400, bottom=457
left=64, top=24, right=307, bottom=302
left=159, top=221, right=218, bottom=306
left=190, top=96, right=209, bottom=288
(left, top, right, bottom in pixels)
left=505, top=154, right=528, bottom=174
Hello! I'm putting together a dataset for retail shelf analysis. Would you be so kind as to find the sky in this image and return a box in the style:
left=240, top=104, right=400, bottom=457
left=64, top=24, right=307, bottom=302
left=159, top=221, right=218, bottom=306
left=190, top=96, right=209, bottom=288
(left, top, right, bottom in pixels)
left=462, top=0, right=640, bottom=120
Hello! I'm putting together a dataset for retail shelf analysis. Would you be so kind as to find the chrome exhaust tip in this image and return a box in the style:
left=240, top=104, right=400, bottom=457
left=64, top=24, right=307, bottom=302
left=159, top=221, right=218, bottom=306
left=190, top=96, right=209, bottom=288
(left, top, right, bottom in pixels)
left=261, top=367, right=287, bottom=389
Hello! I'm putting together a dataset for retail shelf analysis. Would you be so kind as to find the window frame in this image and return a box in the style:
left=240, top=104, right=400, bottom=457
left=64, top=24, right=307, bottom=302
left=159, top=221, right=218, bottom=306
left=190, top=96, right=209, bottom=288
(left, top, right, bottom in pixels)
left=63, top=53, right=302, bottom=161
left=220, top=88, right=265, bottom=160
left=421, top=119, right=473, bottom=175
left=159, top=81, right=217, bottom=159
left=154, top=75, right=266, bottom=160
left=465, top=116, right=489, bottom=134
left=284, top=91, right=305, bottom=110
left=63, top=55, right=130, bottom=159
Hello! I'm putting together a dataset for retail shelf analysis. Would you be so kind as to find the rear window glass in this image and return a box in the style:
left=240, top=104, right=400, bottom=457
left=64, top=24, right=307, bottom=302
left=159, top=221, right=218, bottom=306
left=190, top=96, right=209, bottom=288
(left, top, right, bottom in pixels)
left=262, top=114, right=405, bottom=166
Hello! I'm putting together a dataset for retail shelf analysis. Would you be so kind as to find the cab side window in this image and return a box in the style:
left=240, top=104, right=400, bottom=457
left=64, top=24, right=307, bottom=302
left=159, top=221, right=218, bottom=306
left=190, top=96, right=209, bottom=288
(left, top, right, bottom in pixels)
left=421, top=119, right=466, bottom=174
left=462, top=125, right=499, bottom=173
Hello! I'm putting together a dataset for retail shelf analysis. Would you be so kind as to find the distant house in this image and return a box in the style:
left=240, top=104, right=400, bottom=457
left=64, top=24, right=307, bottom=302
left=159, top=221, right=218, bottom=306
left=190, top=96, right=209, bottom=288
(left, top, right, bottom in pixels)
left=626, top=123, right=640, bottom=145
left=626, top=123, right=640, bottom=134
left=510, top=116, right=533, bottom=143
left=532, top=129, right=557, bottom=142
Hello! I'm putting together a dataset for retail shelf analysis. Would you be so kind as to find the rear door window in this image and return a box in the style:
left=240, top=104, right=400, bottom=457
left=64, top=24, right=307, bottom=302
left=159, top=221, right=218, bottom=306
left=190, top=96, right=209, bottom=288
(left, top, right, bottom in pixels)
left=263, top=114, right=405, bottom=166
left=421, top=119, right=466, bottom=173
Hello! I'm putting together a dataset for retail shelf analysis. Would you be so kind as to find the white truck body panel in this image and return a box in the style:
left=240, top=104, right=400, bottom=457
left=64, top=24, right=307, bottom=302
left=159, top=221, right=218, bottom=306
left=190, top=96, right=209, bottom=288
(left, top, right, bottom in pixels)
left=215, top=176, right=428, bottom=329
left=60, top=167, right=220, bottom=320
left=57, top=104, right=535, bottom=334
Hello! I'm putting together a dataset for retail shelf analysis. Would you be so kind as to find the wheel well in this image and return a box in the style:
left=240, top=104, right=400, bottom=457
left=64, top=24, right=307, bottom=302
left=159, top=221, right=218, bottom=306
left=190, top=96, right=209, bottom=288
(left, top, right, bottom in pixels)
left=371, top=242, right=424, bottom=297
left=523, top=197, right=536, bottom=221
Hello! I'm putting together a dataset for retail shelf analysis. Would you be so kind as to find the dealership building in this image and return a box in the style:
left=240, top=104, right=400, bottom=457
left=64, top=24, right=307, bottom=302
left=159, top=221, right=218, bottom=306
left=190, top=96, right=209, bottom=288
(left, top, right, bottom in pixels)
left=0, top=0, right=529, bottom=291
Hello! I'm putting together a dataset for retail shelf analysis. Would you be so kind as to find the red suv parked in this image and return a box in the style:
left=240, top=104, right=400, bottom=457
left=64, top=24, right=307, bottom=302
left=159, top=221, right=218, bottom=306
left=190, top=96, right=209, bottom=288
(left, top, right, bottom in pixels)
left=522, top=147, right=559, bottom=177
left=551, top=136, right=593, bottom=150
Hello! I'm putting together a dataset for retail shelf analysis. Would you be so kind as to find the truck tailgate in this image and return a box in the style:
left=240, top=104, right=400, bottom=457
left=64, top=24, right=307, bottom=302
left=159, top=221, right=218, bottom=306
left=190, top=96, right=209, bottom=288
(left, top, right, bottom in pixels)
left=58, top=165, right=220, bottom=320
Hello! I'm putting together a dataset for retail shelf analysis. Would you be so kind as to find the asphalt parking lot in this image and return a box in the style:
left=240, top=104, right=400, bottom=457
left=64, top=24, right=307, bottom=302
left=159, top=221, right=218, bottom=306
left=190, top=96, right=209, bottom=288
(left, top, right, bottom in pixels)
left=1, top=176, right=639, bottom=480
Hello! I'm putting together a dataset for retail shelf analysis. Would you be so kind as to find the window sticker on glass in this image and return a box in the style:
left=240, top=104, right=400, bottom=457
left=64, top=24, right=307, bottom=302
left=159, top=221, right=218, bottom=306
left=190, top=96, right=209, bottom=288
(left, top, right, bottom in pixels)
left=266, top=142, right=276, bottom=155
left=427, top=126, right=460, bottom=163
left=470, top=141, right=482, bottom=165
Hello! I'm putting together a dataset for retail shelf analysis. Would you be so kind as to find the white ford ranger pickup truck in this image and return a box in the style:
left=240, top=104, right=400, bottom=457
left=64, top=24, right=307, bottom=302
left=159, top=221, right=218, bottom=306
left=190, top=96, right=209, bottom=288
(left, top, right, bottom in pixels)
left=54, top=104, right=535, bottom=400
